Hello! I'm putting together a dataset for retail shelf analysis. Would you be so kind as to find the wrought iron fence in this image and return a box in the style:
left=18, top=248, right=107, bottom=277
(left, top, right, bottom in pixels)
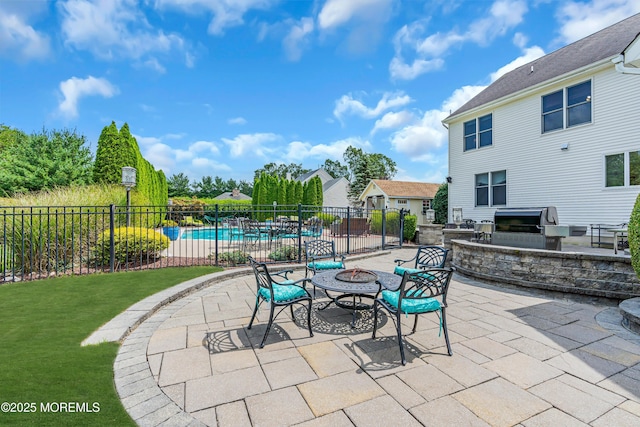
left=0, top=204, right=405, bottom=282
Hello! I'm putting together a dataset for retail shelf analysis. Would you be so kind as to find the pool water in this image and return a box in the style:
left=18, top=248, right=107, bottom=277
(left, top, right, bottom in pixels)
left=181, top=227, right=269, bottom=241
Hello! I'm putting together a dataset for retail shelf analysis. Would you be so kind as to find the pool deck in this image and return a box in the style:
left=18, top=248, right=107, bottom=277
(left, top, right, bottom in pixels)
left=94, top=247, right=640, bottom=426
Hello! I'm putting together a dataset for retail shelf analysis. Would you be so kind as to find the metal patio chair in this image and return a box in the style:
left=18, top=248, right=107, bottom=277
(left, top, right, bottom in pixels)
left=393, top=245, right=449, bottom=276
left=304, top=239, right=346, bottom=297
left=372, top=267, right=455, bottom=365
left=247, top=256, right=314, bottom=348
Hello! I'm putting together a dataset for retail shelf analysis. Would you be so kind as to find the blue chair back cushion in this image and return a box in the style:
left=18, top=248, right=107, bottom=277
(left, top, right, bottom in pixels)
left=382, top=289, right=441, bottom=314
left=258, top=281, right=306, bottom=302
left=308, top=261, right=344, bottom=270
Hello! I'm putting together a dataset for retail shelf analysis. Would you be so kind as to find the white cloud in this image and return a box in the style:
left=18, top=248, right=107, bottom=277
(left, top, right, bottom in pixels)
left=133, top=133, right=229, bottom=179
left=154, top=0, right=275, bottom=35
left=389, top=57, right=444, bottom=81
left=222, top=133, right=280, bottom=157
left=283, top=17, right=314, bottom=61
left=59, top=0, right=188, bottom=68
left=228, top=117, right=247, bottom=125
left=334, top=91, right=412, bottom=121
left=371, top=111, right=415, bottom=134
left=0, top=5, right=50, bottom=61
left=317, top=0, right=394, bottom=30
left=390, top=0, right=528, bottom=80
left=284, top=137, right=371, bottom=163
left=555, top=0, right=640, bottom=44
left=58, top=76, right=119, bottom=118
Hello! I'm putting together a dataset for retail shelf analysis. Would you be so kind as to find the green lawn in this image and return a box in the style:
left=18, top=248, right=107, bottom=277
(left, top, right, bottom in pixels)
left=0, top=267, right=220, bottom=426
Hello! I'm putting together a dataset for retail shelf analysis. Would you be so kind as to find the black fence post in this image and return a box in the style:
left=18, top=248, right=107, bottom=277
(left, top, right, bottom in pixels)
left=399, top=208, right=405, bottom=248
left=109, top=204, right=115, bottom=273
left=346, top=206, right=351, bottom=254
left=214, top=204, right=219, bottom=266
left=297, top=204, right=303, bottom=263
left=381, top=208, right=386, bottom=249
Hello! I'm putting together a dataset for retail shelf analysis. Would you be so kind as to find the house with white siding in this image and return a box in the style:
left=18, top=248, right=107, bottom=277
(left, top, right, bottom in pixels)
left=442, top=13, right=640, bottom=230
left=296, top=168, right=350, bottom=207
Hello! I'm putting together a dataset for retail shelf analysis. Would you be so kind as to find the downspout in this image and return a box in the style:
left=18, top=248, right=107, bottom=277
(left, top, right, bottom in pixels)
left=612, top=54, right=640, bottom=75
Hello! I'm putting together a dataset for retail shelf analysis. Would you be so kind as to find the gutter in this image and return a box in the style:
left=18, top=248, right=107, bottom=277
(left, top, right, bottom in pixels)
left=612, top=54, right=640, bottom=75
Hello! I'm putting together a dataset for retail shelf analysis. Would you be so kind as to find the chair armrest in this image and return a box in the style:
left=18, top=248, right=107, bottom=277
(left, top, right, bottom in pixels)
left=394, top=255, right=416, bottom=266
left=272, top=269, right=294, bottom=280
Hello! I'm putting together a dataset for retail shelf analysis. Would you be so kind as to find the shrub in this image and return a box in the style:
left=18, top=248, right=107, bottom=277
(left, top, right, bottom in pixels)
left=93, top=227, right=169, bottom=266
left=214, top=250, right=249, bottom=266
left=629, top=193, right=640, bottom=278
left=432, top=183, right=448, bottom=224
left=268, top=245, right=298, bottom=261
left=403, top=214, right=417, bottom=242
left=162, top=219, right=178, bottom=227
left=317, top=212, right=338, bottom=226
left=370, top=211, right=400, bottom=235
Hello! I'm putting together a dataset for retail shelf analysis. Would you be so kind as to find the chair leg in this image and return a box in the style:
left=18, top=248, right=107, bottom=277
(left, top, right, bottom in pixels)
left=248, top=298, right=260, bottom=329
left=372, top=302, right=379, bottom=338
left=259, top=304, right=275, bottom=348
left=395, top=312, right=406, bottom=365
left=306, top=299, right=313, bottom=338
left=412, top=314, right=419, bottom=333
left=290, top=304, right=295, bottom=320
left=442, top=308, right=452, bottom=356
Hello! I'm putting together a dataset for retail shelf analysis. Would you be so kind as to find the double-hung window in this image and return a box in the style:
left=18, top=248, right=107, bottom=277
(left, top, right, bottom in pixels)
left=542, top=80, right=591, bottom=133
left=605, top=151, right=640, bottom=187
left=476, top=170, right=507, bottom=206
left=464, top=113, right=492, bottom=151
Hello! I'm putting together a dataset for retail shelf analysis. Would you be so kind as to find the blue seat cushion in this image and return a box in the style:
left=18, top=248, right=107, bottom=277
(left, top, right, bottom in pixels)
left=258, top=281, right=307, bottom=302
left=381, top=289, right=441, bottom=314
left=394, top=265, right=422, bottom=276
left=308, top=261, right=344, bottom=270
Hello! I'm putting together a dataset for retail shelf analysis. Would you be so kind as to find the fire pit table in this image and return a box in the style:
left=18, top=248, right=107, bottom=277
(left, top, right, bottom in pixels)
left=311, top=269, right=401, bottom=328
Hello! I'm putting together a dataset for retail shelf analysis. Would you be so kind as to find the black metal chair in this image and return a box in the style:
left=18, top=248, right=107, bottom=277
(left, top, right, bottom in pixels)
left=393, top=245, right=448, bottom=276
left=372, top=267, right=455, bottom=365
left=247, top=256, right=313, bottom=348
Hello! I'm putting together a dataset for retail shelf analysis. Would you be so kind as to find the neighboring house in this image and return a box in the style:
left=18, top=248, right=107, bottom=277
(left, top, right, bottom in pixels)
left=296, top=168, right=350, bottom=207
left=359, top=179, right=440, bottom=224
left=442, top=13, right=640, bottom=228
left=213, top=188, right=251, bottom=201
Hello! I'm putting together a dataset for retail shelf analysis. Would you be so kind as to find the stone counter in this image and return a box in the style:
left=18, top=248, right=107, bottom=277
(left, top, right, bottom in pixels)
left=451, top=239, right=640, bottom=300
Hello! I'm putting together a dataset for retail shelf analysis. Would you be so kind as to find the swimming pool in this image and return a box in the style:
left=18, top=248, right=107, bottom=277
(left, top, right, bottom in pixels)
left=181, top=227, right=270, bottom=241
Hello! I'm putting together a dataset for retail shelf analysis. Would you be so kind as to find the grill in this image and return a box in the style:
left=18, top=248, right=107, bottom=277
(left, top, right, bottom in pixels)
left=492, top=207, right=569, bottom=250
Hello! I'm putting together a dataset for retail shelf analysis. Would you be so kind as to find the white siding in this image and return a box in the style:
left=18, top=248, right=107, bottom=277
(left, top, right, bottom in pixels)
left=448, top=67, right=640, bottom=227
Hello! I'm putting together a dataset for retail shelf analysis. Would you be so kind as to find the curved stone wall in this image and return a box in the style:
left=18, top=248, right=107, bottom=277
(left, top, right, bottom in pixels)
left=451, top=240, right=640, bottom=300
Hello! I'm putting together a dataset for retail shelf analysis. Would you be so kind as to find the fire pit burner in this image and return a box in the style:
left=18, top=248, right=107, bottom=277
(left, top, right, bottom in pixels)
left=335, top=269, right=378, bottom=283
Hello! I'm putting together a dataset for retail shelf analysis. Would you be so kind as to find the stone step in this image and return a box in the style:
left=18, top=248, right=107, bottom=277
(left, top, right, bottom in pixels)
left=620, top=297, right=640, bottom=334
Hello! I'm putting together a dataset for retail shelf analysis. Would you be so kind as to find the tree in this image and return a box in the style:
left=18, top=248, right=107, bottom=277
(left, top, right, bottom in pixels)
left=93, top=121, right=126, bottom=184
left=0, top=128, right=93, bottom=195
left=168, top=173, right=192, bottom=197
left=432, top=183, right=449, bottom=224
left=193, top=176, right=216, bottom=198
left=254, top=162, right=311, bottom=181
left=322, top=159, right=349, bottom=179
left=343, top=146, right=397, bottom=202
left=0, top=124, right=27, bottom=153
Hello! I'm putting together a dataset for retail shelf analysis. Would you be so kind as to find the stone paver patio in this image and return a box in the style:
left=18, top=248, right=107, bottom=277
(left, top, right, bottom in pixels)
left=108, top=248, right=640, bottom=426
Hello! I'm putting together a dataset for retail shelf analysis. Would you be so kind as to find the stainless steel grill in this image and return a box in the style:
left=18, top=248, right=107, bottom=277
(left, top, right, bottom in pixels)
left=492, top=207, right=568, bottom=250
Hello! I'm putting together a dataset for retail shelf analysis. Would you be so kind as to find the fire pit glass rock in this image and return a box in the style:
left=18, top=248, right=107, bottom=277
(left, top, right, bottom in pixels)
left=334, top=269, right=378, bottom=283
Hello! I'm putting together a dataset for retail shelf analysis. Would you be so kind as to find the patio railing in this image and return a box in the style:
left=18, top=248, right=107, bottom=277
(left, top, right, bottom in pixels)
left=0, top=204, right=405, bottom=282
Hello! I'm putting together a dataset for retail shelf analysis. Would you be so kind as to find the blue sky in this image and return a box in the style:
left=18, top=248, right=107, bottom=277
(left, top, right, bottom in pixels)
left=2, top=1, right=639, bottom=185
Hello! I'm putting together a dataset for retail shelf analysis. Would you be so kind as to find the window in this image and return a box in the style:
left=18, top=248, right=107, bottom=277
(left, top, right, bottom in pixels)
left=476, top=170, right=506, bottom=206
left=464, top=114, right=492, bottom=151
left=396, top=199, right=408, bottom=207
left=606, top=152, right=640, bottom=187
left=422, top=199, right=432, bottom=213
left=542, top=80, right=591, bottom=133
left=475, top=174, right=489, bottom=206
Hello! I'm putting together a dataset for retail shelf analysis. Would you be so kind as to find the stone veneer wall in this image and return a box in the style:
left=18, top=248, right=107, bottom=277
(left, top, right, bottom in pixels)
left=451, top=239, right=640, bottom=300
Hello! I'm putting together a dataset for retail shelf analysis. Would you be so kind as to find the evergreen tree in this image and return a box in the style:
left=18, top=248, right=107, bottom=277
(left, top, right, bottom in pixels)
left=432, top=183, right=449, bottom=224
left=93, top=121, right=122, bottom=184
